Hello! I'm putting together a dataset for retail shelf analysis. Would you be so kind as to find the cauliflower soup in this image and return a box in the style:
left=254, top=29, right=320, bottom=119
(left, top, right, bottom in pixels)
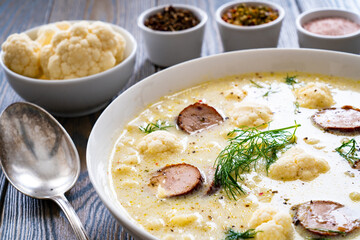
left=109, top=72, right=360, bottom=240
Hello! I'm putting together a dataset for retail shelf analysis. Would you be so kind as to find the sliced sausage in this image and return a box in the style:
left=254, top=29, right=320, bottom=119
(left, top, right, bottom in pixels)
left=311, top=106, right=360, bottom=134
left=294, top=200, right=360, bottom=236
left=177, top=102, right=224, bottom=134
left=149, top=163, right=202, bottom=198
left=354, top=160, right=360, bottom=170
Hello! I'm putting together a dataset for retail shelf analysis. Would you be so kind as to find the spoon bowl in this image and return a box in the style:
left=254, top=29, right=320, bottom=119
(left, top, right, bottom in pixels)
left=0, top=102, right=88, bottom=240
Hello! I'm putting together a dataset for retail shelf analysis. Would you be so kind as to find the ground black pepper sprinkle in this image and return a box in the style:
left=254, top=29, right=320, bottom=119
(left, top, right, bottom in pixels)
left=144, top=5, right=200, bottom=31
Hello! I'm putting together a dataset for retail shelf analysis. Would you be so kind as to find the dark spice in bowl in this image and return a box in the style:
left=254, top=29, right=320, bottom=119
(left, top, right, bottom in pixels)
left=144, top=5, right=200, bottom=31
left=222, top=3, right=279, bottom=26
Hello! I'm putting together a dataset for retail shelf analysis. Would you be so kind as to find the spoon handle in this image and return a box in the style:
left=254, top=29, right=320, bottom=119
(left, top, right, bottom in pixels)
left=52, top=194, right=90, bottom=240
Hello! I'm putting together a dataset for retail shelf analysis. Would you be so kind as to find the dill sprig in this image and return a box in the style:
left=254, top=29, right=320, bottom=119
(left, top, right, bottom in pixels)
left=335, top=138, right=360, bottom=167
left=249, top=79, right=264, bottom=88
left=285, top=74, right=297, bottom=86
left=306, top=237, right=330, bottom=240
left=225, top=229, right=257, bottom=240
left=249, top=79, right=277, bottom=97
left=215, top=123, right=300, bottom=199
left=262, top=85, right=278, bottom=97
left=309, top=228, right=346, bottom=235
left=294, top=101, right=300, bottom=114
left=139, top=120, right=173, bottom=134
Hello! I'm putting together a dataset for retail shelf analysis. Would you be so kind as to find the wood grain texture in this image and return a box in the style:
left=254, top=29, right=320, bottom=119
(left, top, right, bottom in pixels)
left=0, top=0, right=359, bottom=239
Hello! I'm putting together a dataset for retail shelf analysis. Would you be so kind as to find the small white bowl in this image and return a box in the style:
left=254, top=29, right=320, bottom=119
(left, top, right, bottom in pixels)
left=0, top=21, right=137, bottom=117
left=216, top=0, right=285, bottom=52
left=296, top=9, right=360, bottom=54
left=138, top=4, right=207, bottom=67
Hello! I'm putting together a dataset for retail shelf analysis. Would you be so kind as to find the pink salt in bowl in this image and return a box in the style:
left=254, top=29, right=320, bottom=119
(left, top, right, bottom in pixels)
left=296, top=9, right=360, bottom=54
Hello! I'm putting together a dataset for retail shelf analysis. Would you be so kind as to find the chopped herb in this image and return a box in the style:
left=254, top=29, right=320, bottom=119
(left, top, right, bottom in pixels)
left=335, top=138, right=360, bottom=167
left=249, top=79, right=264, bottom=88
left=294, top=101, right=300, bottom=114
left=306, top=237, right=331, bottom=240
left=139, top=120, right=173, bottom=134
left=225, top=229, right=257, bottom=240
left=249, top=80, right=277, bottom=97
left=309, top=228, right=346, bottom=235
left=214, top=123, right=300, bottom=199
left=285, top=74, right=297, bottom=86
left=262, top=85, right=278, bottom=97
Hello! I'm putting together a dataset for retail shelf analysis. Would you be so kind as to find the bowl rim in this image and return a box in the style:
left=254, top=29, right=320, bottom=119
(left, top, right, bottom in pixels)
left=0, top=20, right=137, bottom=84
left=296, top=8, right=360, bottom=39
left=87, top=48, right=360, bottom=240
left=137, top=4, right=208, bottom=35
left=215, top=0, right=285, bottom=30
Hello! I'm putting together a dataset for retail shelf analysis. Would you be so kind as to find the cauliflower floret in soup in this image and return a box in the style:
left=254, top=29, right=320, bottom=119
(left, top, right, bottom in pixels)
left=224, top=86, right=247, bottom=101
left=137, top=130, right=182, bottom=155
left=268, top=147, right=330, bottom=181
left=295, top=82, right=334, bottom=109
left=229, top=102, right=273, bottom=128
left=249, top=207, right=293, bottom=240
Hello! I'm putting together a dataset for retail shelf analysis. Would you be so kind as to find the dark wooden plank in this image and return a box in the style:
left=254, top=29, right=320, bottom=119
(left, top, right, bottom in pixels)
left=117, top=0, right=157, bottom=90
left=0, top=0, right=55, bottom=239
left=0, top=1, right=94, bottom=239
left=297, top=0, right=360, bottom=12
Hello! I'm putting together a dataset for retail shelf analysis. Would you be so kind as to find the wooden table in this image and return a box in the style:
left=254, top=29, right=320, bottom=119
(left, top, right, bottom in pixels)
left=0, top=0, right=359, bottom=239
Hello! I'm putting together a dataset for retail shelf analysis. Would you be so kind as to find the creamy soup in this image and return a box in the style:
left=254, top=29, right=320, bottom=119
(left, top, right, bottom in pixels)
left=109, top=72, right=360, bottom=240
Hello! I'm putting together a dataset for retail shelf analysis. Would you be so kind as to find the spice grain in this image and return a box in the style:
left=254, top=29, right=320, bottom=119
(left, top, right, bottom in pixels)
left=222, top=3, right=279, bottom=26
left=145, top=6, right=200, bottom=31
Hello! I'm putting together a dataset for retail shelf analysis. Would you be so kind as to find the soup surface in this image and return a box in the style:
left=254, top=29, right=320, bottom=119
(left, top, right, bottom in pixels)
left=109, top=72, right=360, bottom=240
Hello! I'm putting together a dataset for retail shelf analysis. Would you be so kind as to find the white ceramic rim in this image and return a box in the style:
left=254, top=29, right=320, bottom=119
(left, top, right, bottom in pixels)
left=0, top=21, right=137, bottom=84
left=215, top=0, right=285, bottom=30
left=87, top=48, right=360, bottom=240
left=137, top=4, right=208, bottom=35
left=296, top=8, right=360, bottom=39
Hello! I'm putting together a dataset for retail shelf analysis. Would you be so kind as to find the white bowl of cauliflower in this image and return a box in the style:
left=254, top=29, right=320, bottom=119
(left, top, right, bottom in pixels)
left=0, top=21, right=137, bottom=117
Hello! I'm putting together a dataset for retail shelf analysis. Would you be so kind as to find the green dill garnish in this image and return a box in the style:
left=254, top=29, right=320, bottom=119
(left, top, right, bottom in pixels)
left=309, top=228, right=346, bottom=235
left=214, top=123, right=300, bottom=199
left=249, top=79, right=264, bottom=88
left=285, top=74, right=297, bottom=86
left=139, top=120, right=173, bottom=134
left=294, top=101, right=300, bottom=114
left=335, top=138, right=359, bottom=167
left=305, top=237, right=331, bottom=240
left=225, top=229, right=257, bottom=240
left=262, top=85, right=278, bottom=97
left=249, top=79, right=277, bottom=97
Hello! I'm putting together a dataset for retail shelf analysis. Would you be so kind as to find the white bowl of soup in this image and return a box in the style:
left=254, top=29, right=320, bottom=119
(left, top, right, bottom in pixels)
left=87, top=49, right=360, bottom=240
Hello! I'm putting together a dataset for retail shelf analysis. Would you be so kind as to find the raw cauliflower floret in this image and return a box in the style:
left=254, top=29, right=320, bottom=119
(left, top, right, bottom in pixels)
left=137, top=130, right=182, bottom=154
left=249, top=207, right=293, bottom=240
left=229, top=102, right=273, bottom=128
left=1, top=33, right=41, bottom=78
left=39, top=21, right=126, bottom=79
left=36, top=21, right=71, bottom=46
left=295, top=82, right=334, bottom=109
left=268, top=147, right=330, bottom=181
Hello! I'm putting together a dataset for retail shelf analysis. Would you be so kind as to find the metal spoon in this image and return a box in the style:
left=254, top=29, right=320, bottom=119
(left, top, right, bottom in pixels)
left=0, top=102, right=89, bottom=240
